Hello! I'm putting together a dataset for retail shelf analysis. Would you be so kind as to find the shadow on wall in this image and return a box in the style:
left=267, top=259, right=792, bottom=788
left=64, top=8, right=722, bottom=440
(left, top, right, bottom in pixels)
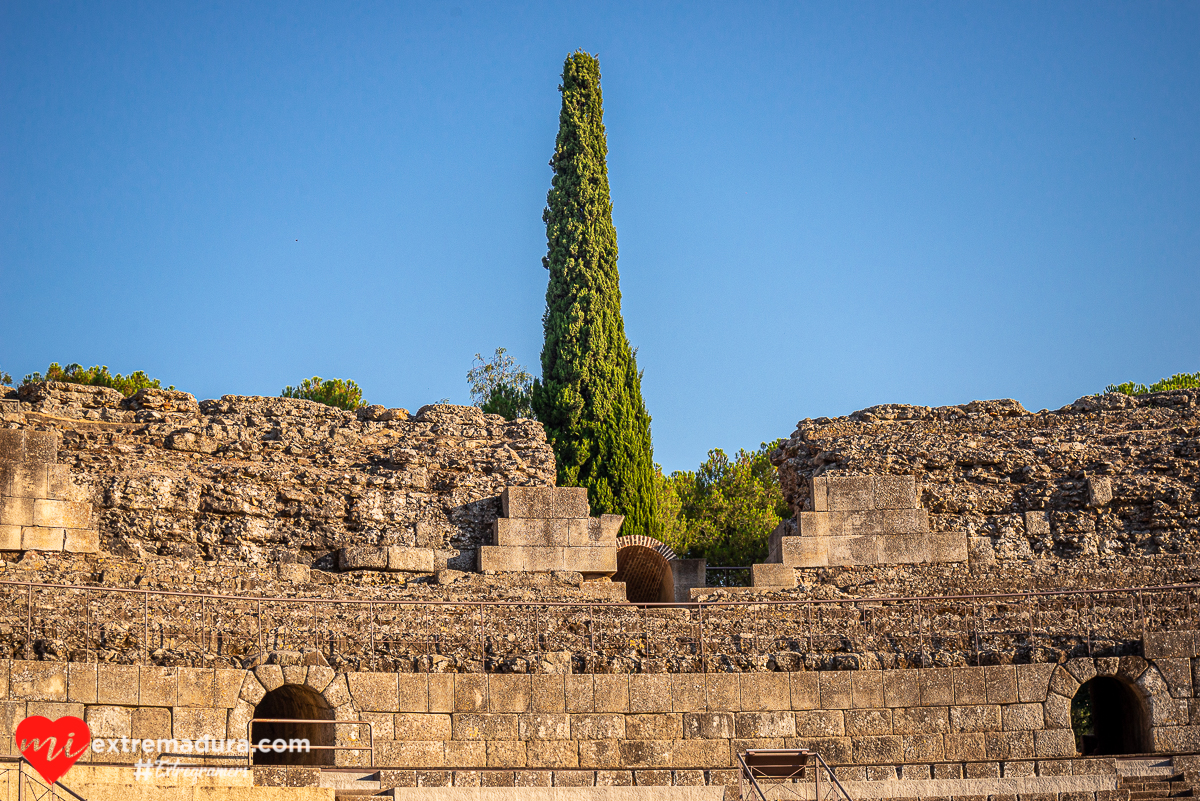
left=1072, top=676, right=1152, bottom=755
left=251, top=684, right=336, bottom=766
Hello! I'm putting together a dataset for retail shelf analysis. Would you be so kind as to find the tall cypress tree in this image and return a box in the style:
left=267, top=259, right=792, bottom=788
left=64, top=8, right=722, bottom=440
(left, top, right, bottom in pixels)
left=531, top=51, right=659, bottom=540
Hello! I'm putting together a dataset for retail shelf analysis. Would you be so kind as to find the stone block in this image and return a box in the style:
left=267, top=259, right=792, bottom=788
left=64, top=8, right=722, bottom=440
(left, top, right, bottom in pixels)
left=794, top=709, right=845, bottom=737
left=594, top=768, right=632, bottom=784
left=593, top=675, right=629, bottom=712
left=740, top=673, right=788, bottom=712
left=339, top=546, right=387, bottom=571
left=874, top=476, right=919, bottom=509
left=852, top=734, right=902, bottom=762
left=63, top=528, right=99, bottom=553
left=968, top=537, right=997, bottom=567
left=1155, top=657, right=1194, bottom=698
left=809, top=477, right=829, bottom=512
left=173, top=707, right=227, bottom=740
left=519, top=713, right=571, bottom=741
left=984, top=665, right=1018, bottom=704
left=735, top=711, right=795, bottom=738
left=751, top=562, right=796, bottom=587
left=454, top=674, right=488, bottom=712
left=216, top=668, right=247, bottom=705
left=884, top=670, right=920, bottom=708
left=1016, top=663, right=1056, bottom=702
left=852, top=671, right=884, bottom=708
left=525, top=738, right=578, bottom=767
left=388, top=547, right=434, bottom=572
left=1043, top=692, right=1072, bottom=729
left=0, top=525, right=20, bottom=550
left=945, top=732, right=987, bottom=760
left=452, top=713, right=518, bottom=741
left=0, top=431, right=23, bottom=463
left=1064, top=657, right=1097, bottom=685
left=826, top=535, right=879, bottom=566
left=953, top=668, right=988, bottom=704
left=0, top=497, right=34, bottom=527
left=85, top=705, right=132, bottom=738
left=10, top=660, right=66, bottom=701
left=1048, top=666, right=1080, bottom=698
left=1024, top=511, right=1051, bottom=535
left=620, top=739, right=672, bottom=768
left=626, top=714, right=681, bottom=741
left=21, top=525, right=63, bottom=551
left=929, top=532, right=968, bottom=562
left=901, top=733, right=944, bottom=761
left=571, top=518, right=615, bottom=548
left=629, top=674, right=671, bottom=714
left=23, top=432, right=58, bottom=463
left=577, top=739, right=622, bottom=768
left=819, top=671, right=851, bottom=708
left=45, top=465, right=85, bottom=502
left=140, top=666, right=178, bottom=706
left=683, top=712, right=734, bottom=740
left=7, top=464, right=48, bottom=498
left=489, top=674, right=531, bottom=713
left=33, top=499, right=90, bottom=529
left=706, top=674, right=740, bottom=711
left=394, top=713, right=451, bottom=740
left=530, top=675, right=565, bottom=713
left=987, top=730, right=1035, bottom=759
left=349, top=672, right=399, bottom=711
left=790, top=672, right=819, bottom=710
left=671, top=674, right=705, bottom=712
left=378, top=739, right=444, bottom=767
left=496, top=518, right=570, bottom=547
left=892, top=705, right=949, bottom=734
left=797, top=512, right=832, bottom=538
left=565, top=675, right=594, bottom=713
left=826, top=476, right=874, bottom=511
left=97, top=664, right=138, bottom=704
left=1144, top=630, right=1195, bottom=658
left=1003, top=703, right=1045, bottom=731
left=950, top=704, right=1001, bottom=732
left=1087, top=477, right=1113, bottom=506
left=67, top=662, right=96, bottom=704
left=671, top=738, right=729, bottom=768
left=255, top=664, right=284, bottom=692
left=845, top=708, right=892, bottom=736
left=920, top=668, right=954, bottom=705
left=397, top=674, right=428, bottom=713
left=487, top=740, right=527, bottom=768
left=1034, top=728, right=1077, bottom=757
left=599, top=514, right=624, bottom=541
left=878, top=533, right=930, bottom=564
left=781, top=535, right=828, bottom=567
left=561, top=547, right=617, bottom=574
left=428, top=675, right=454, bottom=712
left=1153, top=726, right=1200, bottom=752
left=502, top=486, right=590, bottom=520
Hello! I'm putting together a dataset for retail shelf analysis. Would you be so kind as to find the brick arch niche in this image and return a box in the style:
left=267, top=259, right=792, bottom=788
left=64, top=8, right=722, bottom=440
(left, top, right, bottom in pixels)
left=613, top=536, right=676, bottom=603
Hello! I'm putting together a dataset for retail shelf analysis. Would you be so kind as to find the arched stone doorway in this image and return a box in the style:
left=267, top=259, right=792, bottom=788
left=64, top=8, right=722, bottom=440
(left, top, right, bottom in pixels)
left=1071, top=676, right=1151, bottom=755
left=614, top=536, right=677, bottom=603
left=252, top=683, right=336, bottom=765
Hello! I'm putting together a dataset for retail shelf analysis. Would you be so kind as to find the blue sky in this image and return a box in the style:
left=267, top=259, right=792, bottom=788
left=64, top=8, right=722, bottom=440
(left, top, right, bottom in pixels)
left=2, top=2, right=1197, bottom=472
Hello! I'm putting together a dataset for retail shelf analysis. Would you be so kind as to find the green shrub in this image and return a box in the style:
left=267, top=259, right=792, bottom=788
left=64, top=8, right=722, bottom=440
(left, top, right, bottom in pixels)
left=655, top=440, right=792, bottom=568
left=0, top=369, right=12, bottom=386
left=467, top=348, right=533, bottom=420
left=22, top=363, right=169, bottom=397
left=281, top=376, right=365, bottom=410
left=1105, top=371, right=1200, bottom=396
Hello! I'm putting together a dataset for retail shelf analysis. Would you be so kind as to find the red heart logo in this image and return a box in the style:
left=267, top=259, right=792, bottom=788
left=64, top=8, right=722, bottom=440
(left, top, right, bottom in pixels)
left=14, top=716, right=90, bottom=785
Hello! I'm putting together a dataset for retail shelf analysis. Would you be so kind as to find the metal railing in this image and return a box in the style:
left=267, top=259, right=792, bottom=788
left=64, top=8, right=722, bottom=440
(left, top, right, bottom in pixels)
left=0, top=757, right=87, bottom=801
left=245, top=719, right=374, bottom=768
left=0, top=579, right=1195, bottom=671
left=738, top=749, right=853, bottom=801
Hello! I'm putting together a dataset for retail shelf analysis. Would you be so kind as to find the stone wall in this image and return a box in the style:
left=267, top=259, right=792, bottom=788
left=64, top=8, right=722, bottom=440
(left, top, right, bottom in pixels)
left=767, top=391, right=1200, bottom=594
left=1, top=647, right=1195, bottom=788
left=2, top=383, right=557, bottom=573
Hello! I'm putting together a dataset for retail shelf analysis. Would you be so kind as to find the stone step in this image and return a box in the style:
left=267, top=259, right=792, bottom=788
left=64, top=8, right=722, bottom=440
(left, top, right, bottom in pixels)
left=321, top=769, right=381, bottom=796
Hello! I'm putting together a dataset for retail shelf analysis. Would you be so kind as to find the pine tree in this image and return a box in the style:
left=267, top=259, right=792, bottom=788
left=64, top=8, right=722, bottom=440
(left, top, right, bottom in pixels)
left=531, top=51, right=659, bottom=539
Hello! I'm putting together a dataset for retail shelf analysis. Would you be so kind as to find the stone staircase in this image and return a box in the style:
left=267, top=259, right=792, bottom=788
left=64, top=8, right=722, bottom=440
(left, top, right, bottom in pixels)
left=752, top=475, right=968, bottom=588
left=1117, top=758, right=1197, bottom=801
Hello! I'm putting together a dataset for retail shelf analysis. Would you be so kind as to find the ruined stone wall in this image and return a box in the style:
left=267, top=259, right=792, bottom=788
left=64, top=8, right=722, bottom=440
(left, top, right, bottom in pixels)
left=768, top=391, right=1200, bottom=594
left=1, top=383, right=556, bottom=574
left=0, top=647, right=1195, bottom=789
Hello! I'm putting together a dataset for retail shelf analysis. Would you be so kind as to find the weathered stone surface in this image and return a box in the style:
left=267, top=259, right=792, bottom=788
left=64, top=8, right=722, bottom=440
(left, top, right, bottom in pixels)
left=502, top=487, right=589, bottom=520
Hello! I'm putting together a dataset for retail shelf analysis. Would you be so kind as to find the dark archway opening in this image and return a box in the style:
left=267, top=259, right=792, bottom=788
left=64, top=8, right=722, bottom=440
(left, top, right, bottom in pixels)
left=613, top=545, right=673, bottom=604
left=1072, top=676, right=1152, bottom=755
left=251, top=683, right=335, bottom=765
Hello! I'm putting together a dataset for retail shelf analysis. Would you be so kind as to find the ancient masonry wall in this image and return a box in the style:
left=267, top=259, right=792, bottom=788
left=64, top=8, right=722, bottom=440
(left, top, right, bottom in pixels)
left=767, top=391, right=1200, bottom=592
left=2, top=383, right=557, bottom=573
left=0, top=643, right=1196, bottom=789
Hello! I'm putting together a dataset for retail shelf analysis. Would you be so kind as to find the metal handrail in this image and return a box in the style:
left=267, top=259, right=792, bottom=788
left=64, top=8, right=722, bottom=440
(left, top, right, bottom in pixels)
left=0, top=756, right=88, bottom=801
left=245, top=718, right=373, bottom=768
left=738, top=749, right=853, bottom=801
